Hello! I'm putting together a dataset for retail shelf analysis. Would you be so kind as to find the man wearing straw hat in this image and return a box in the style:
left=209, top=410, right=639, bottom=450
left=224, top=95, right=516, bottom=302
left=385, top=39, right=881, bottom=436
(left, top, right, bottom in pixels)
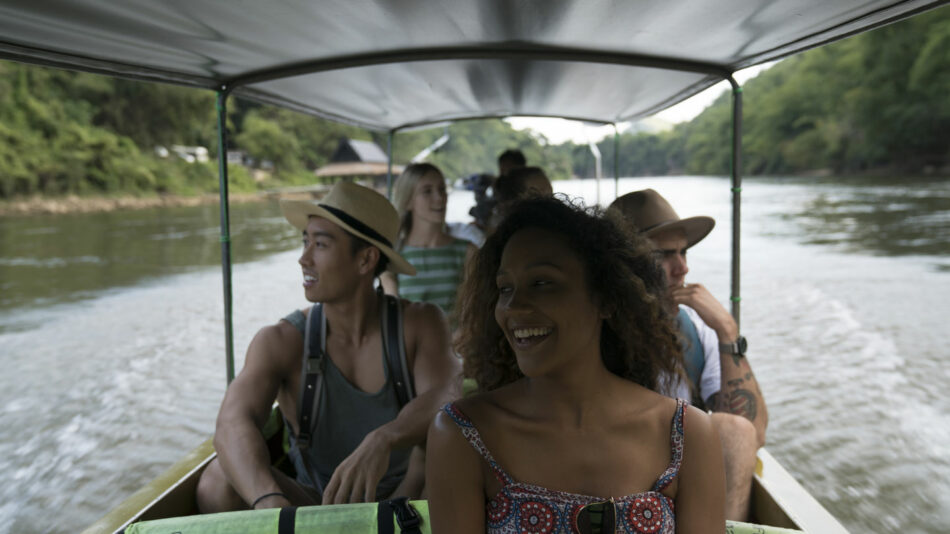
left=197, top=182, right=460, bottom=511
left=609, top=188, right=768, bottom=521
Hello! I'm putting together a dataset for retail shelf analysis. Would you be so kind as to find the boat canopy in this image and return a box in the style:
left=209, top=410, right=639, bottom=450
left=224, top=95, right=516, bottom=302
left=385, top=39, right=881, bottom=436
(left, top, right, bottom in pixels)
left=1, top=0, right=946, bottom=131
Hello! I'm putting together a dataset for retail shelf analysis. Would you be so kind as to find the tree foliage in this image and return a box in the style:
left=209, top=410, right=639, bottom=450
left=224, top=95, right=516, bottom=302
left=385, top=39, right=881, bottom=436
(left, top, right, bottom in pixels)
left=601, top=7, right=950, bottom=177
left=390, top=120, right=574, bottom=183
left=1, top=8, right=947, bottom=200
left=0, top=60, right=574, bottom=199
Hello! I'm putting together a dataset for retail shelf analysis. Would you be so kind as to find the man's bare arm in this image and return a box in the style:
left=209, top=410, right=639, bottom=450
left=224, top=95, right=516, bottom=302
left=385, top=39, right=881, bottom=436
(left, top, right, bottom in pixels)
left=213, top=322, right=299, bottom=508
left=322, top=301, right=461, bottom=504
left=383, top=300, right=463, bottom=448
left=673, top=283, right=768, bottom=446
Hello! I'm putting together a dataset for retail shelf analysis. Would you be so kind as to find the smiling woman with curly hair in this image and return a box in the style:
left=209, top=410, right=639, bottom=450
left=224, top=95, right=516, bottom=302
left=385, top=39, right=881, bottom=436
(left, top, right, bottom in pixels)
left=456, top=195, right=681, bottom=393
left=426, top=195, right=725, bottom=534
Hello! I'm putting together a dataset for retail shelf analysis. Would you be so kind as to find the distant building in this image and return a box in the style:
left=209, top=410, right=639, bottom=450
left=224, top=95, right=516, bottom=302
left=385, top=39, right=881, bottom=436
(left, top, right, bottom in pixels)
left=226, top=150, right=247, bottom=165
left=330, top=138, right=389, bottom=164
left=156, top=145, right=209, bottom=163
left=315, top=138, right=403, bottom=186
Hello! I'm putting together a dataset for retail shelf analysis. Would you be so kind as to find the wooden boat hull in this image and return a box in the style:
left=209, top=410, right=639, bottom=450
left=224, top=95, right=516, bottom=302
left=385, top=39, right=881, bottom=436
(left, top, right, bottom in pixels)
left=752, top=449, right=849, bottom=533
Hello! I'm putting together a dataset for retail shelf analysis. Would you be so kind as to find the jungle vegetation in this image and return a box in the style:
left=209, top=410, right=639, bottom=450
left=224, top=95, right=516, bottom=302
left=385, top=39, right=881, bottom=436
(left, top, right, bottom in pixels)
left=0, top=7, right=947, bottom=199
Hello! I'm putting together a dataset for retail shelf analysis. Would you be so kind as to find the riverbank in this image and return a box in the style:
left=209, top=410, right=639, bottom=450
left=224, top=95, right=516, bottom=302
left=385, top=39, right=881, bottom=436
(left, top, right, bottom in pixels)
left=0, top=183, right=355, bottom=217
left=0, top=192, right=272, bottom=217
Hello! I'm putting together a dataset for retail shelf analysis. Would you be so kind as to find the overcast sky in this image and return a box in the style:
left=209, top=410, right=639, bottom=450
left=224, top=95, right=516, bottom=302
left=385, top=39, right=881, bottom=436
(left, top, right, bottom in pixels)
left=506, top=62, right=776, bottom=145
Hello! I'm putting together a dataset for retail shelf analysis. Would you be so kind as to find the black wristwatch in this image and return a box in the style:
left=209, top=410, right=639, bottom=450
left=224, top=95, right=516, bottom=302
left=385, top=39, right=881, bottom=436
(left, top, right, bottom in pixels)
left=719, top=336, right=748, bottom=356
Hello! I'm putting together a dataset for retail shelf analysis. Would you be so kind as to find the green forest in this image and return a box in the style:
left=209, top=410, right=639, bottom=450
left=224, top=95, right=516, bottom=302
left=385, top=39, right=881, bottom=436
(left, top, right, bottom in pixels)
left=0, top=8, right=947, bottom=200
left=589, top=7, right=950, bottom=178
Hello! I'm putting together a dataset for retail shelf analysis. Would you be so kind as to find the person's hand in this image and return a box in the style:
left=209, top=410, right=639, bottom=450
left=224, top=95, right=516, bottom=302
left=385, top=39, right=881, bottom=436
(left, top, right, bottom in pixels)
left=321, top=430, right=391, bottom=504
left=670, top=283, right=738, bottom=342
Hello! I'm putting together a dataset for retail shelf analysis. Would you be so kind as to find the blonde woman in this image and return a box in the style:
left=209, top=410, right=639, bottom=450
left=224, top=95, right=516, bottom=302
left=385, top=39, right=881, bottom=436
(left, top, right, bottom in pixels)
left=381, top=163, right=476, bottom=319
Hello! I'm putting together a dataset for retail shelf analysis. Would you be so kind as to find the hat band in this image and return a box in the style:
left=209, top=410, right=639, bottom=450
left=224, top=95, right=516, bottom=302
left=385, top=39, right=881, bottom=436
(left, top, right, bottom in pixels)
left=640, top=220, right=672, bottom=233
left=319, top=204, right=393, bottom=248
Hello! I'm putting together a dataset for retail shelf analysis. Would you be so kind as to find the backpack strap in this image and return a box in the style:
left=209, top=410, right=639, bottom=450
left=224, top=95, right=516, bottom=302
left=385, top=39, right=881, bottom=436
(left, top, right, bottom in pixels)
left=294, top=303, right=326, bottom=492
left=377, top=497, right=422, bottom=534
left=278, top=506, right=298, bottom=534
left=293, top=294, right=413, bottom=494
left=380, top=291, right=415, bottom=407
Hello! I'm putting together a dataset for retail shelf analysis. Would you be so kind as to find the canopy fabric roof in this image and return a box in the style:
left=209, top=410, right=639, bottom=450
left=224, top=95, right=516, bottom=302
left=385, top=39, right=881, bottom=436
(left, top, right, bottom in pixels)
left=1, top=0, right=946, bottom=131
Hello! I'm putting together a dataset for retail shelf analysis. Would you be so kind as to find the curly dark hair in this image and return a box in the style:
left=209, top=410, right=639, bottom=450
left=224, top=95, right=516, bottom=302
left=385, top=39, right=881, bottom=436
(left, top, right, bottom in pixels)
left=454, top=195, right=684, bottom=393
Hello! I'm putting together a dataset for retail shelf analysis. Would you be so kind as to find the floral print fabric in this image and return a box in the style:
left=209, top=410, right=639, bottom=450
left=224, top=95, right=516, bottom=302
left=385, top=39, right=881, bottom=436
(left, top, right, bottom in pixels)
left=442, top=399, right=686, bottom=533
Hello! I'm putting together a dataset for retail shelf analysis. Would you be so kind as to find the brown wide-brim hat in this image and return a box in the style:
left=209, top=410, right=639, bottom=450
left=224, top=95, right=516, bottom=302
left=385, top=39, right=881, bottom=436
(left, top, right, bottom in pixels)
left=280, top=181, right=416, bottom=275
left=608, top=188, right=715, bottom=248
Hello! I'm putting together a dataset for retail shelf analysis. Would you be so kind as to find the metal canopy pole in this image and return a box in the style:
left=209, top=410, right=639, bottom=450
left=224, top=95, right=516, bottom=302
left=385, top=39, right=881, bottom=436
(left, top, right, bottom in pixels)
left=727, top=77, right=743, bottom=328
left=386, top=130, right=395, bottom=200
left=588, top=139, right=602, bottom=206
left=613, top=124, right=620, bottom=200
left=216, top=88, right=236, bottom=385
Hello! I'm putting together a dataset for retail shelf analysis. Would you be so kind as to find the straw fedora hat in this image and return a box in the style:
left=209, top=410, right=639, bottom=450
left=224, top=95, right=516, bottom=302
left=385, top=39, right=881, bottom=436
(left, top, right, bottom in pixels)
left=280, top=181, right=416, bottom=275
left=608, top=188, right=715, bottom=248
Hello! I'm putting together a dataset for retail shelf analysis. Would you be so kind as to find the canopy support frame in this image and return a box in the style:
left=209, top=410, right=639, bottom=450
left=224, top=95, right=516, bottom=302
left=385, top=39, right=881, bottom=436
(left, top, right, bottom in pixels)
left=216, top=87, right=236, bottom=385
left=613, top=125, right=620, bottom=200
left=225, top=45, right=733, bottom=131
left=727, top=77, right=743, bottom=328
left=387, top=130, right=395, bottom=200
left=231, top=45, right=732, bottom=87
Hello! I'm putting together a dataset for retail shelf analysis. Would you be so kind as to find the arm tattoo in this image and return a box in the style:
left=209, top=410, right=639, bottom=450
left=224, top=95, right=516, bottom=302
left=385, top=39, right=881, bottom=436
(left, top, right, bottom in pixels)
left=726, top=377, right=745, bottom=388
left=727, top=389, right=758, bottom=421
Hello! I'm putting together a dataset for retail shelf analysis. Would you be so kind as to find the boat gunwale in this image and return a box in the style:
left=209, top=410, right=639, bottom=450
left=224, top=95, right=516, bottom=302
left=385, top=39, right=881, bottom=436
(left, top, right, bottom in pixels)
left=753, top=449, right=850, bottom=533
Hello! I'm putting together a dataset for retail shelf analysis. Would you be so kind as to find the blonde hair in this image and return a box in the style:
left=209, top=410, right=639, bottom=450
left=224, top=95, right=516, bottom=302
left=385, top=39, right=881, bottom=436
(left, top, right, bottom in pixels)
left=392, top=163, right=445, bottom=248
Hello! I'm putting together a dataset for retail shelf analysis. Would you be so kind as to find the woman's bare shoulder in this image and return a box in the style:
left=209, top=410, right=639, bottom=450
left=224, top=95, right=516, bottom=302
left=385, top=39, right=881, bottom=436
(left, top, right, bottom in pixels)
left=608, top=378, right=681, bottom=421
left=448, top=382, right=525, bottom=427
left=429, top=390, right=507, bottom=460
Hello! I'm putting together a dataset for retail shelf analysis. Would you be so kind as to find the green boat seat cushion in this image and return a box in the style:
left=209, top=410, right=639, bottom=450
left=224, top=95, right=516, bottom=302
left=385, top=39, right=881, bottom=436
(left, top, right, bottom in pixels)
left=124, top=499, right=801, bottom=533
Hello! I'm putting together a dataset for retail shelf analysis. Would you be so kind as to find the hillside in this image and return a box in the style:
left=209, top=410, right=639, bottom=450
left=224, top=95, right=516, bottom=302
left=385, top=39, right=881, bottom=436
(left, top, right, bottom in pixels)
left=584, top=7, right=950, bottom=178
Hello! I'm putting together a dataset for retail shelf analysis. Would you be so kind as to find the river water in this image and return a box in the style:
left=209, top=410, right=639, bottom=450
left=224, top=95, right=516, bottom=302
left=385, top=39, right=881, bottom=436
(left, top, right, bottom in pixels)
left=1, top=176, right=947, bottom=533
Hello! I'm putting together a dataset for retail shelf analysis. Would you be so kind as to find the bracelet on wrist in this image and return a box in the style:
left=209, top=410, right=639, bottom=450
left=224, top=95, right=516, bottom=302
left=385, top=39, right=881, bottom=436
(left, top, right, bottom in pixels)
left=251, top=491, right=289, bottom=509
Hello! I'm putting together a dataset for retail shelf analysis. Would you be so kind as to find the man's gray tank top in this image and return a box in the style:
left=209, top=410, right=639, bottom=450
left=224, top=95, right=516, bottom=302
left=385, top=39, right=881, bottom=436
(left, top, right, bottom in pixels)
left=282, top=309, right=411, bottom=498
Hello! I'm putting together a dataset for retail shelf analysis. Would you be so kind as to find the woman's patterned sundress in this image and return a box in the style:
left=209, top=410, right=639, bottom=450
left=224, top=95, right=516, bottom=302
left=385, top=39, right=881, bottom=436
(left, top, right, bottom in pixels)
left=442, top=399, right=687, bottom=534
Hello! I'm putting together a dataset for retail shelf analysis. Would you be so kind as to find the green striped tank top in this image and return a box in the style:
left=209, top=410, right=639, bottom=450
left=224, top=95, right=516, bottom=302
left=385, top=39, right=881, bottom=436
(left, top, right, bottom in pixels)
left=397, top=238, right=469, bottom=315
